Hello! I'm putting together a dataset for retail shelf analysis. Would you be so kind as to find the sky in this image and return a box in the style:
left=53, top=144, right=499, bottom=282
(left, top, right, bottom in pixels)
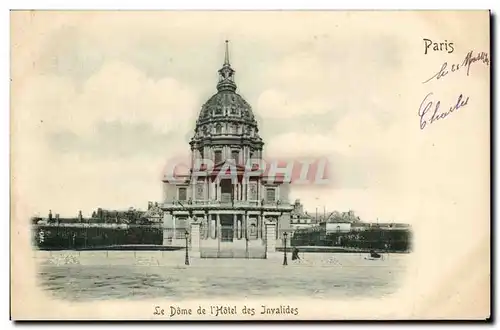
left=11, top=11, right=490, bottom=224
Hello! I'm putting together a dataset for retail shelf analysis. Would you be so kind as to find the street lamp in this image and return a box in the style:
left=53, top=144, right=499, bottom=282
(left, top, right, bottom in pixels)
left=184, top=230, right=190, bottom=266
left=283, top=231, right=288, bottom=266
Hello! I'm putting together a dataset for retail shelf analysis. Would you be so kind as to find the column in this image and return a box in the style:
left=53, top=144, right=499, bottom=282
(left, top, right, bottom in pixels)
left=261, top=215, right=266, bottom=239
left=191, top=222, right=200, bottom=253
left=233, top=214, right=238, bottom=239
left=203, top=212, right=208, bottom=239
left=243, top=180, right=247, bottom=201
left=257, top=180, right=262, bottom=202
left=218, top=182, right=222, bottom=201
left=241, top=216, right=244, bottom=239
left=173, top=214, right=177, bottom=239
left=216, top=213, right=221, bottom=239
left=257, top=215, right=261, bottom=239
left=215, top=181, right=218, bottom=201
left=204, top=178, right=209, bottom=202
left=210, top=214, right=216, bottom=239
left=210, top=179, right=215, bottom=201
left=244, top=213, right=249, bottom=239
left=265, top=222, right=277, bottom=253
left=191, top=181, right=196, bottom=201
left=162, top=212, right=173, bottom=246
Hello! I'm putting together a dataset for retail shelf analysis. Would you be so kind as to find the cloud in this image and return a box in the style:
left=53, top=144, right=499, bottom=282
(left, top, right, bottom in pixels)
left=265, top=102, right=417, bottom=194
left=37, top=25, right=106, bottom=83
left=255, top=36, right=404, bottom=120
left=47, top=121, right=181, bottom=159
left=18, top=60, right=199, bottom=137
left=257, top=89, right=334, bottom=119
left=13, top=59, right=200, bottom=216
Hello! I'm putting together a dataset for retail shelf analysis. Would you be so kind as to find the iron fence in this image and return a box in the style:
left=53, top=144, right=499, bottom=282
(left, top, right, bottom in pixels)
left=32, top=224, right=164, bottom=250
left=290, top=228, right=412, bottom=252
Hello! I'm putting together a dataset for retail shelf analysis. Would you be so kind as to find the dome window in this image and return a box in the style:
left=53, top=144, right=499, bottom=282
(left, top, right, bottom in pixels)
left=214, top=150, right=222, bottom=164
left=231, top=150, right=239, bottom=163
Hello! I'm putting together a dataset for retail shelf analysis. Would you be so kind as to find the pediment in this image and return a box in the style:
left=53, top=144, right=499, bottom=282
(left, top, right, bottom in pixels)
left=212, top=160, right=248, bottom=172
left=196, top=160, right=261, bottom=177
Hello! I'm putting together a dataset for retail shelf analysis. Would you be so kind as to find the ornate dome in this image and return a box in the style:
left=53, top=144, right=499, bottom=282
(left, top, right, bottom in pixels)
left=196, top=92, right=257, bottom=126
left=190, top=41, right=263, bottom=152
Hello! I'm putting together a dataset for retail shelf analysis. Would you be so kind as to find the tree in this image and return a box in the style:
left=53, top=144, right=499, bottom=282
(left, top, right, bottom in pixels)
left=342, top=210, right=361, bottom=223
left=327, top=210, right=362, bottom=223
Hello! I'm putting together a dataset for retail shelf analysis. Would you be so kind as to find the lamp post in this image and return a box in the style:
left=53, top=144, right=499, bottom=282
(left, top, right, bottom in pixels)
left=184, top=230, right=190, bottom=266
left=283, top=231, right=288, bottom=266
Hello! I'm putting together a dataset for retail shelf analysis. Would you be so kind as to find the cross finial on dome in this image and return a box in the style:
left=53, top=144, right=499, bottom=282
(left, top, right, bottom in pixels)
left=217, top=41, right=236, bottom=92
left=224, top=40, right=230, bottom=66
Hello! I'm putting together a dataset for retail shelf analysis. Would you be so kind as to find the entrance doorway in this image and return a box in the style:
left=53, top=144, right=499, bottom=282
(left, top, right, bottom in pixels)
left=220, top=214, right=234, bottom=242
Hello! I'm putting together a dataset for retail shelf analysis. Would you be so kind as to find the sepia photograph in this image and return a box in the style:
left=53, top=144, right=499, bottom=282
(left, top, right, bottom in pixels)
left=10, top=10, right=490, bottom=320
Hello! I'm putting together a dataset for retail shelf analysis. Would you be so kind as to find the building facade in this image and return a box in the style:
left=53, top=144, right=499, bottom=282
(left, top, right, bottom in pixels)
left=161, top=42, right=293, bottom=255
left=290, top=199, right=315, bottom=231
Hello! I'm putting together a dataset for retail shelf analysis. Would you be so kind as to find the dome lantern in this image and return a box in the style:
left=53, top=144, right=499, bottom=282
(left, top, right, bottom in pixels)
left=216, top=40, right=237, bottom=92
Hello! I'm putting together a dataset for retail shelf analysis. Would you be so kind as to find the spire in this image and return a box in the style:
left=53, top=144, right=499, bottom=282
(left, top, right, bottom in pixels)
left=217, top=40, right=236, bottom=92
left=224, top=40, right=230, bottom=66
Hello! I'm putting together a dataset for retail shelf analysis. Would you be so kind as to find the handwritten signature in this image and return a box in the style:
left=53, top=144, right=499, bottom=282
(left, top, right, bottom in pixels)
left=418, top=92, right=469, bottom=130
left=422, top=50, right=489, bottom=84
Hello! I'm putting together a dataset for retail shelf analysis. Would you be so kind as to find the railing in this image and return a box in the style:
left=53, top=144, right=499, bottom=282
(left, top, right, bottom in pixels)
left=290, top=228, right=412, bottom=252
left=164, top=200, right=292, bottom=208
left=198, top=225, right=266, bottom=259
left=32, top=224, right=164, bottom=250
left=161, top=227, right=189, bottom=240
left=197, top=222, right=266, bottom=242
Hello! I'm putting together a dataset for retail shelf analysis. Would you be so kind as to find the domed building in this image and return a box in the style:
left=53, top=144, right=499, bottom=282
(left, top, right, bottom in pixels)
left=161, top=41, right=293, bottom=258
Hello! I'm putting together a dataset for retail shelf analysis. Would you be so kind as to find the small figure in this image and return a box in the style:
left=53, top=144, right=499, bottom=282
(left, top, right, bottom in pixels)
left=292, top=247, right=300, bottom=261
left=369, top=249, right=381, bottom=259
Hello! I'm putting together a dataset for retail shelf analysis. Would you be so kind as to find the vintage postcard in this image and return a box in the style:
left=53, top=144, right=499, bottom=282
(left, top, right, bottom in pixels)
left=10, top=10, right=490, bottom=320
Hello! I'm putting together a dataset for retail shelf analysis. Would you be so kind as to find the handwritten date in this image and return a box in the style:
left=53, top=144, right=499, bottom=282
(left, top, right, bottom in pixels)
left=422, top=50, right=489, bottom=84
left=418, top=92, right=469, bottom=130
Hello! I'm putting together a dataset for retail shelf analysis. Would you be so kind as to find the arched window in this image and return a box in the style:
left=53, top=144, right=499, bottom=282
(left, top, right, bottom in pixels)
left=214, top=150, right=222, bottom=164
left=215, top=124, right=222, bottom=134
left=231, top=150, right=239, bottom=163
